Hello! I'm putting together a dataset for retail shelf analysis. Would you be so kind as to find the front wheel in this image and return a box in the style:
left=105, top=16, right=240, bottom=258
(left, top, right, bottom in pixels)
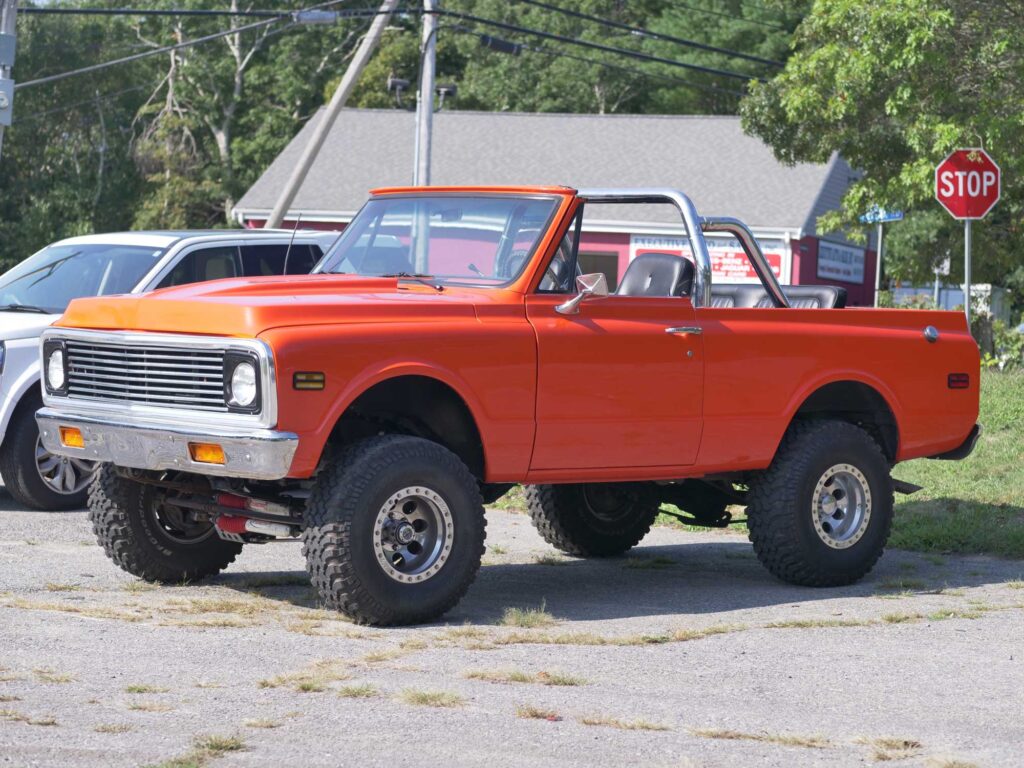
left=747, top=420, right=894, bottom=587
left=303, top=435, right=486, bottom=626
left=88, top=465, right=242, bottom=583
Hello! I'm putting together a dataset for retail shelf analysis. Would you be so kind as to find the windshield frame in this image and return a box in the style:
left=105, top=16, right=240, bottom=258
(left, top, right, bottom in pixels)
left=315, top=192, right=564, bottom=289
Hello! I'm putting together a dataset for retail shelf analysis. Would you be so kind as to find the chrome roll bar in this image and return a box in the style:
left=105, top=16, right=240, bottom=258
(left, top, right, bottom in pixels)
left=700, top=216, right=789, bottom=308
left=575, top=188, right=789, bottom=309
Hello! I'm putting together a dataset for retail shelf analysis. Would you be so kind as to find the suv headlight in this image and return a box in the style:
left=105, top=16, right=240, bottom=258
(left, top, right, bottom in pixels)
left=43, top=340, right=68, bottom=395
left=224, top=352, right=261, bottom=413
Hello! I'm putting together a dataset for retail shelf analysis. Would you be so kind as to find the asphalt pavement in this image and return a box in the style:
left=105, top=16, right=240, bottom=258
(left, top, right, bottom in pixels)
left=1, top=481, right=1021, bottom=768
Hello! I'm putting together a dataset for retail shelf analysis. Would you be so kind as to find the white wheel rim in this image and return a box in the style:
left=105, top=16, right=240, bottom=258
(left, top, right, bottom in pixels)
left=811, top=463, right=872, bottom=549
left=372, top=486, right=453, bottom=583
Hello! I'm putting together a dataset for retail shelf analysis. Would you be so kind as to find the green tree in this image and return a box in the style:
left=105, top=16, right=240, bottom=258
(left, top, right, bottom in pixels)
left=741, top=0, right=1024, bottom=296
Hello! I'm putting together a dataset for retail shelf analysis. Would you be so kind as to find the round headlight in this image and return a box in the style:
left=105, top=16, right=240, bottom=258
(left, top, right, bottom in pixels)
left=47, top=349, right=66, bottom=391
left=229, top=362, right=257, bottom=408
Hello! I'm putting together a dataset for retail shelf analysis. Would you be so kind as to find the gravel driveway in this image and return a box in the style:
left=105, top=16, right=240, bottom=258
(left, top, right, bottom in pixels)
left=1, top=482, right=1021, bottom=768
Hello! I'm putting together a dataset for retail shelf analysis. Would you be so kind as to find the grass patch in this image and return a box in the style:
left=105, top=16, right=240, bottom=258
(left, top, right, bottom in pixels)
left=488, top=545, right=508, bottom=555
left=857, top=736, right=923, bottom=761
left=95, top=723, right=133, bottom=734
left=338, top=683, right=377, bottom=699
left=487, top=485, right=526, bottom=511
left=362, top=648, right=404, bottom=664
left=878, top=578, right=927, bottom=591
left=125, top=684, right=169, bottom=694
left=890, top=371, right=1024, bottom=558
left=33, top=668, right=75, bottom=684
left=464, top=669, right=586, bottom=686
left=397, top=689, right=465, bottom=708
left=765, top=618, right=872, bottom=630
left=0, top=695, right=21, bottom=703
left=258, top=659, right=352, bottom=692
left=1006, top=580, right=1024, bottom=589
left=498, top=602, right=557, bottom=628
left=127, top=701, right=174, bottom=713
left=244, top=718, right=281, bottom=729
left=1, top=709, right=57, bottom=726
left=149, top=735, right=246, bottom=768
left=579, top=714, right=671, bottom=731
left=691, top=728, right=829, bottom=748
left=123, top=580, right=159, bottom=593
left=881, top=612, right=925, bottom=624
left=517, top=705, right=561, bottom=721
left=44, top=582, right=80, bottom=592
left=534, top=553, right=571, bottom=566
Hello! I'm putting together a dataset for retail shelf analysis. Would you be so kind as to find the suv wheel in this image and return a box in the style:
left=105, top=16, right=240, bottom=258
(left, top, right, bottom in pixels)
left=525, top=483, right=659, bottom=557
left=747, top=420, right=894, bottom=587
left=0, top=400, right=98, bottom=510
left=89, top=465, right=242, bottom=583
left=303, top=435, right=486, bottom=626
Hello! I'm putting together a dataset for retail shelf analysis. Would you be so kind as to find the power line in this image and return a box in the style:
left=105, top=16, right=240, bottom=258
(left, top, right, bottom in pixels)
left=17, top=85, right=151, bottom=123
left=13, top=1, right=386, bottom=91
left=437, top=9, right=761, bottom=84
left=447, top=24, right=743, bottom=99
left=18, top=6, right=409, bottom=20
left=671, top=2, right=790, bottom=32
left=509, top=0, right=784, bottom=68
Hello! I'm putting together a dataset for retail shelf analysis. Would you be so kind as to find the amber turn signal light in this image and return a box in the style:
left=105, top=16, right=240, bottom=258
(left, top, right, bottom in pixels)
left=189, top=442, right=226, bottom=464
left=293, top=371, right=325, bottom=390
left=59, top=427, right=84, bottom=449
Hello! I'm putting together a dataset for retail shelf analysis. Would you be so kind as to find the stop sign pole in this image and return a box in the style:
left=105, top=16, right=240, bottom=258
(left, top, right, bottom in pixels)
left=934, top=148, right=1001, bottom=327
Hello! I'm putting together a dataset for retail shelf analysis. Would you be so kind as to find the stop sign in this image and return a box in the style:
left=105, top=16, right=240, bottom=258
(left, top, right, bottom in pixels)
left=935, top=148, right=1000, bottom=219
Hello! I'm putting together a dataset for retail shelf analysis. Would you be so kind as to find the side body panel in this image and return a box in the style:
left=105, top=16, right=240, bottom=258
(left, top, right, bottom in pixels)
left=695, top=307, right=979, bottom=471
left=0, top=336, right=43, bottom=442
left=526, top=294, right=704, bottom=471
left=261, top=297, right=537, bottom=481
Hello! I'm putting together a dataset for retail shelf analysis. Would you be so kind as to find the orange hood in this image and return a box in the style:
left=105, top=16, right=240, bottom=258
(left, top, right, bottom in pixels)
left=57, top=275, right=482, bottom=338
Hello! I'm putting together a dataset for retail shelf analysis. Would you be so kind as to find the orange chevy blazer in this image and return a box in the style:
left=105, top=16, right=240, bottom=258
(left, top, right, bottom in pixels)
left=36, top=187, right=980, bottom=625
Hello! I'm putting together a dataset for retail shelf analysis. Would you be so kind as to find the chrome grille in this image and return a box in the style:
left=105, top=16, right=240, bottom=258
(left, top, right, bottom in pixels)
left=65, top=340, right=228, bottom=412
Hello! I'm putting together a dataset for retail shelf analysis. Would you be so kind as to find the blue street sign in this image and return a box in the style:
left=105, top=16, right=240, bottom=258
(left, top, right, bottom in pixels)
left=859, top=206, right=904, bottom=224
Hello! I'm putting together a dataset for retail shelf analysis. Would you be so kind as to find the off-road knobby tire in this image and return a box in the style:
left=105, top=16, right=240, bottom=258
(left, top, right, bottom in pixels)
left=88, top=464, right=241, bottom=583
left=747, top=420, right=894, bottom=587
left=0, top=399, right=89, bottom=511
left=303, top=435, right=486, bottom=626
left=524, top=483, right=660, bottom=557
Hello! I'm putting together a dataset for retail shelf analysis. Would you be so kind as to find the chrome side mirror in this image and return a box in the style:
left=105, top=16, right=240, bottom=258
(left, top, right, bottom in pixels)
left=555, top=273, right=609, bottom=315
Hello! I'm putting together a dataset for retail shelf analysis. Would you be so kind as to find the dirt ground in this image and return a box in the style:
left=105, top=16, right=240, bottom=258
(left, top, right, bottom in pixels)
left=1, top=483, right=1022, bottom=768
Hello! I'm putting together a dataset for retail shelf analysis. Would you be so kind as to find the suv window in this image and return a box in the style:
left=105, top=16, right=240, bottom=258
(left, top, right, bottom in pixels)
left=240, top=243, right=320, bottom=277
left=158, top=246, right=240, bottom=288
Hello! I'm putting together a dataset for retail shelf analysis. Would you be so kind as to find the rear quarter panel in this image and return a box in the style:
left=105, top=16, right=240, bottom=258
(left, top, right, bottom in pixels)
left=696, top=307, right=979, bottom=471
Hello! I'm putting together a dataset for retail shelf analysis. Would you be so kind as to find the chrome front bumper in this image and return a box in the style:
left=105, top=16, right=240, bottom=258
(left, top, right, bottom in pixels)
left=36, top=408, right=299, bottom=480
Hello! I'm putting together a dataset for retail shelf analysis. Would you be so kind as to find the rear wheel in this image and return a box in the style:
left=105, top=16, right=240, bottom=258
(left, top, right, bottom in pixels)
left=747, top=420, right=894, bottom=587
left=525, top=483, right=659, bottom=557
left=303, top=435, right=486, bottom=626
left=0, top=400, right=98, bottom=511
left=88, top=465, right=241, bottom=583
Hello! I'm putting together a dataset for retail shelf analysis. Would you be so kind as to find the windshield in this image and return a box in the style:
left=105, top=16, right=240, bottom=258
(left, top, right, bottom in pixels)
left=0, top=243, right=167, bottom=314
left=318, top=195, right=559, bottom=286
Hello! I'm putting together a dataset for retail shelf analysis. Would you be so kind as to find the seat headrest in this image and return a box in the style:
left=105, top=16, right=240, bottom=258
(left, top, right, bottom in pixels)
left=616, top=253, right=694, bottom=297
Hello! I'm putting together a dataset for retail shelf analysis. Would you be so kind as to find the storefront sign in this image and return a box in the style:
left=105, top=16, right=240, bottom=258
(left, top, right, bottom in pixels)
left=817, top=241, right=865, bottom=284
left=629, top=234, right=787, bottom=284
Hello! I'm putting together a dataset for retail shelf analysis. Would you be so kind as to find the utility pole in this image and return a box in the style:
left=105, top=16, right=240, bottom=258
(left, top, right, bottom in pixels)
left=0, top=0, right=17, bottom=161
left=266, top=0, right=399, bottom=229
left=873, top=221, right=883, bottom=307
left=413, top=0, right=437, bottom=186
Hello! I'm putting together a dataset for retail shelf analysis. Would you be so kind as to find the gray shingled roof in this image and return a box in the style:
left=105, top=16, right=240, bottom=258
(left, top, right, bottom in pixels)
left=235, top=109, right=851, bottom=236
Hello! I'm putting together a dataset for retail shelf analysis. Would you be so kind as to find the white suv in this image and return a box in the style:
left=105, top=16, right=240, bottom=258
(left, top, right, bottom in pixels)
left=0, top=229, right=339, bottom=510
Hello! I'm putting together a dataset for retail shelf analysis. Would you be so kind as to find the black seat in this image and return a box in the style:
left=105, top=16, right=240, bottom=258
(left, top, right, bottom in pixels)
left=710, top=283, right=847, bottom=309
left=616, top=252, right=694, bottom=297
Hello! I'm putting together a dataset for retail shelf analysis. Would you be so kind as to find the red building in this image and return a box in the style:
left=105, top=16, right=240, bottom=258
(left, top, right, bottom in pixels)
left=235, top=109, right=876, bottom=304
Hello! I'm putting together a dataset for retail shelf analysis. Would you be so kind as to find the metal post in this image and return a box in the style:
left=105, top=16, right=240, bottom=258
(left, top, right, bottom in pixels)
left=933, top=274, right=940, bottom=308
left=964, top=219, right=972, bottom=329
left=265, top=0, right=399, bottom=228
left=414, top=0, right=437, bottom=186
left=0, top=0, right=18, bottom=161
left=873, top=221, right=883, bottom=307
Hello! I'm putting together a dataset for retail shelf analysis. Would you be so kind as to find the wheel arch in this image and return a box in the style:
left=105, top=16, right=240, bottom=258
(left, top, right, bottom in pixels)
left=0, top=375, right=42, bottom=449
left=323, top=371, right=488, bottom=480
left=784, top=377, right=901, bottom=462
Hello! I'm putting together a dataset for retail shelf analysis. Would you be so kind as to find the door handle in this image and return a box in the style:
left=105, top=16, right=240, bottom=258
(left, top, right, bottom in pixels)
left=665, top=326, right=702, bottom=336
